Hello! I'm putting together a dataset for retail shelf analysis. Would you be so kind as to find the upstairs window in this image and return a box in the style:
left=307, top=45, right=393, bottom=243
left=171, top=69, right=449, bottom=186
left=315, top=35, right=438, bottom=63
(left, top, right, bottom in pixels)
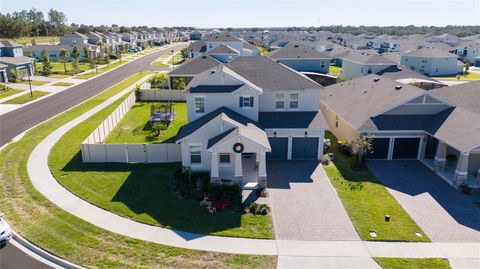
left=239, top=96, right=254, bottom=108
left=275, top=92, right=285, bottom=109
left=194, top=97, right=205, bottom=114
left=289, top=93, right=299, bottom=109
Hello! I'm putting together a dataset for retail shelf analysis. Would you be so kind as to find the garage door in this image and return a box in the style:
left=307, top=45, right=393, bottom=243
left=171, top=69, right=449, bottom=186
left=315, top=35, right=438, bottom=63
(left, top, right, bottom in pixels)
left=392, top=138, right=420, bottom=159
left=267, top=137, right=288, bottom=160
left=366, top=138, right=390, bottom=159
left=292, top=137, right=318, bottom=159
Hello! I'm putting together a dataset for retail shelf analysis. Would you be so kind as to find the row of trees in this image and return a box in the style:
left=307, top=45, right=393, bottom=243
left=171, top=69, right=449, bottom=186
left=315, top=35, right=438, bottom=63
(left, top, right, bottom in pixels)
left=0, top=8, right=67, bottom=38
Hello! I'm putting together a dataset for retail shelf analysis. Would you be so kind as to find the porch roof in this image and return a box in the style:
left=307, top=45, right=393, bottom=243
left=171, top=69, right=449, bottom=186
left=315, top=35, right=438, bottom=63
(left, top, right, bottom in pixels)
left=207, top=124, right=271, bottom=151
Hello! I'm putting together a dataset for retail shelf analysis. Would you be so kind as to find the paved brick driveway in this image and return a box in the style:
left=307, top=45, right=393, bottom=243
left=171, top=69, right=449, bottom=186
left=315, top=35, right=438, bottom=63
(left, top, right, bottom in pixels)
left=367, top=160, right=480, bottom=243
left=267, top=161, right=360, bottom=241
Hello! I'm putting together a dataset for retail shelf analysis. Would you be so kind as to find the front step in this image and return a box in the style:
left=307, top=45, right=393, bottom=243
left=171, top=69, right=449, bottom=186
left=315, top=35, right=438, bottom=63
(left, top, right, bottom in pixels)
left=242, top=182, right=258, bottom=190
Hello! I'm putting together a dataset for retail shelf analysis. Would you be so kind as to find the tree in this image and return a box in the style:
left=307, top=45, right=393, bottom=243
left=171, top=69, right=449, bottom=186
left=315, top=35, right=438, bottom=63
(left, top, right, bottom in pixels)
left=83, top=46, right=90, bottom=62
left=180, top=48, right=188, bottom=58
left=9, top=68, right=26, bottom=82
left=41, top=49, right=52, bottom=75
left=172, top=78, right=186, bottom=90
left=47, top=8, right=67, bottom=35
left=71, top=46, right=80, bottom=71
left=149, top=73, right=168, bottom=88
left=115, top=50, right=122, bottom=63
left=346, top=136, right=373, bottom=167
left=59, top=48, right=68, bottom=73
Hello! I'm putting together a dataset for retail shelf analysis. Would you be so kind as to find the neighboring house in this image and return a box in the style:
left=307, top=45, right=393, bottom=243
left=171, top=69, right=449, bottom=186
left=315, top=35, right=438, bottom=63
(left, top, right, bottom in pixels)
left=0, top=63, right=7, bottom=83
left=0, top=40, right=34, bottom=80
left=59, top=32, right=88, bottom=45
left=189, top=31, right=202, bottom=40
left=267, top=43, right=331, bottom=74
left=205, top=44, right=240, bottom=63
left=86, top=32, right=103, bottom=45
left=454, top=40, right=480, bottom=65
left=23, top=44, right=99, bottom=61
left=121, top=32, right=137, bottom=43
left=186, top=41, right=207, bottom=58
left=341, top=51, right=397, bottom=79
left=203, top=33, right=260, bottom=56
left=167, top=55, right=223, bottom=87
left=320, top=75, right=480, bottom=188
left=377, top=65, right=446, bottom=90
left=400, top=48, right=464, bottom=76
left=175, top=56, right=328, bottom=189
left=427, top=33, right=459, bottom=46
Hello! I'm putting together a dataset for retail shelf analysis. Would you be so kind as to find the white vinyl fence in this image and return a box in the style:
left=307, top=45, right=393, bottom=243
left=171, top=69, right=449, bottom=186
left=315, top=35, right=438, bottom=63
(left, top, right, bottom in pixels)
left=138, top=89, right=186, bottom=101
left=81, top=91, right=181, bottom=163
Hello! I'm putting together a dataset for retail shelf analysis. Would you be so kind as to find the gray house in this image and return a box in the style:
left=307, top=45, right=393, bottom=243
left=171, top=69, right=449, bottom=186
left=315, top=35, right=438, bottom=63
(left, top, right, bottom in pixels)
left=0, top=40, right=34, bottom=81
left=267, top=43, right=331, bottom=74
left=400, top=48, right=464, bottom=76
left=168, top=55, right=223, bottom=88
left=59, top=32, right=88, bottom=45
left=321, top=75, right=480, bottom=189
left=341, top=51, right=397, bottom=79
left=176, top=56, right=328, bottom=189
left=23, top=44, right=99, bottom=61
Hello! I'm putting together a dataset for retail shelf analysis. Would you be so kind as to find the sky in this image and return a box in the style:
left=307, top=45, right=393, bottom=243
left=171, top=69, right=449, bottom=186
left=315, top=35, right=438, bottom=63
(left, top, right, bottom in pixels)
left=1, top=0, right=479, bottom=28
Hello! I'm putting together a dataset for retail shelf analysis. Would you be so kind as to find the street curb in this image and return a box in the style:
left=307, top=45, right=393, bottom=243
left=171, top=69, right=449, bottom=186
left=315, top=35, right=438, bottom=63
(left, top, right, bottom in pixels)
left=12, top=231, right=86, bottom=269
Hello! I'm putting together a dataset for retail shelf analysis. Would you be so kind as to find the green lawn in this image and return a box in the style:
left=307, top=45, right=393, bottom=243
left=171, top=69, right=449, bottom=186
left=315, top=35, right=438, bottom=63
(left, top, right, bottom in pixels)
left=49, top=98, right=273, bottom=239
left=329, top=65, right=342, bottom=77
left=0, top=72, right=275, bottom=268
left=432, top=72, right=480, bottom=81
left=105, top=102, right=187, bottom=144
left=12, top=36, right=59, bottom=45
left=36, top=62, right=92, bottom=76
left=0, top=87, right=23, bottom=99
left=323, top=132, right=429, bottom=242
left=374, top=258, right=451, bottom=269
left=152, top=60, right=169, bottom=67
left=2, top=91, right=50, bottom=104
left=47, top=74, right=71, bottom=79
left=168, top=54, right=186, bottom=65
left=75, top=60, right=128, bottom=79
left=52, top=82, right=74, bottom=87
left=18, top=80, right=49, bottom=86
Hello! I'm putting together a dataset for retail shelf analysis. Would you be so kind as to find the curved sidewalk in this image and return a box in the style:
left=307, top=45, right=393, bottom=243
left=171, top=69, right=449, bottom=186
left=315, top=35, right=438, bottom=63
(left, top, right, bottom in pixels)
left=26, top=78, right=480, bottom=261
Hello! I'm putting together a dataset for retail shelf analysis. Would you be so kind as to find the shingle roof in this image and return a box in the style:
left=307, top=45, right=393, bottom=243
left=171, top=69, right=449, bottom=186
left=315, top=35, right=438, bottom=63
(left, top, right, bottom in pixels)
left=258, top=111, right=329, bottom=129
left=321, top=75, right=425, bottom=129
left=402, top=47, right=458, bottom=58
left=187, top=40, right=207, bottom=53
left=225, top=56, right=322, bottom=90
left=0, top=40, right=21, bottom=47
left=176, top=107, right=256, bottom=141
left=62, top=32, right=88, bottom=39
left=208, top=124, right=270, bottom=150
left=343, top=50, right=397, bottom=65
left=168, top=55, right=222, bottom=76
left=206, top=44, right=240, bottom=55
left=431, top=81, right=480, bottom=114
left=207, top=129, right=236, bottom=148
left=0, top=56, right=33, bottom=65
left=267, top=43, right=330, bottom=59
left=190, top=84, right=244, bottom=93
left=243, top=42, right=258, bottom=51
left=204, top=33, right=243, bottom=42
left=377, top=65, right=443, bottom=84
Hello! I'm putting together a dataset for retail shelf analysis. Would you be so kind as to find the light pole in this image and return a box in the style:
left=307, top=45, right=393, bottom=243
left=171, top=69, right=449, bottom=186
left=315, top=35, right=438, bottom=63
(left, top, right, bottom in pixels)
left=171, top=49, right=175, bottom=69
left=27, top=69, right=33, bottom=97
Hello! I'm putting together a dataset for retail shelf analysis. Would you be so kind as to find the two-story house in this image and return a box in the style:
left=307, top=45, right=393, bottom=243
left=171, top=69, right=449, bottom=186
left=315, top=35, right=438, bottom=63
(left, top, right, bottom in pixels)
left=267, top=43, right=331, bottom=74
left=454, top=40, right=480, bottom=65
left=186, top=33, right=260, bottom=60
left=0, top=40, right=34, bottom=82
left=59, top=32, right=88, bottom=45
left=400, top=47, right=464, bottom=76
left=175, top=56, right=328, bottom=189
left=341, top=50, right=397, bottom=79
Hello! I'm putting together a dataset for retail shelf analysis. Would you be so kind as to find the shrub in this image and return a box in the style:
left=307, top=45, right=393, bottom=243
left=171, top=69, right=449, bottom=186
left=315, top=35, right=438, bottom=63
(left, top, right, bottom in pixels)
left=203, top=184, right=242, bottom=211
left=321, top=154, right=331, bottom=165
left=350, top=154, right=363, bottom=171
left=172, top=166, right=209, bottom=200
left=446, top=154, right=457, bottom=164
left=247, top=203, right=270, bottom=215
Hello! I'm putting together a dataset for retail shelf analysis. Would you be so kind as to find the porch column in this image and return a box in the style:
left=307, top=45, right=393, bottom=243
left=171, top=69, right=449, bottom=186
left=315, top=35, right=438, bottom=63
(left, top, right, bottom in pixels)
left=317, top=130, right=325, bottom=160
left=434, top=141, right=447, bottom=172
left=287, top=136, right=292, bottom=160
left=211, top=151, right=219, bottom=179
left=234, top=153, right=242, bottom=177
left=258, top=150, right=267, bottom=189
left=453, top=152, right=469, bottom=187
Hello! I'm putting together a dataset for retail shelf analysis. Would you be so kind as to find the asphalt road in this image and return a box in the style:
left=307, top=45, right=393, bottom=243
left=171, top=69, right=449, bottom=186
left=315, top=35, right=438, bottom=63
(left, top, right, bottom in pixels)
left=0, top=44, right=184, bottom=146
left=0, top=44, right=184, bottom=268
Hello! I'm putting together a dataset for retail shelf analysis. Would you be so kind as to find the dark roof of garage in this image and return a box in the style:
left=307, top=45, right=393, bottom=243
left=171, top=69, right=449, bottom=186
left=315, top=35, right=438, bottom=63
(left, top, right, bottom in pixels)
left=258, top=111, right=329, bottom=129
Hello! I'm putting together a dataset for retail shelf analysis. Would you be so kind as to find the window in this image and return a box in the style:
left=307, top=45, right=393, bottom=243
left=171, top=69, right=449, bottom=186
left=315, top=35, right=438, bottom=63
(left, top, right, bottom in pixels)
left=239, top=96, right=254, bottom=108
left=219, top=154, right=230, bottom=164
left=190, top=145, right=201, bottom=164
left=275, top=92, right=285, bottom=109
left=361, top=66, right=364, bottom=73
left=367, top=66, right=372, bottom=74
left=289, top=93, right=299, bottom=109
left=335, top=115, right=339, bottom=128
left=194, top=97, right=205, bottom=114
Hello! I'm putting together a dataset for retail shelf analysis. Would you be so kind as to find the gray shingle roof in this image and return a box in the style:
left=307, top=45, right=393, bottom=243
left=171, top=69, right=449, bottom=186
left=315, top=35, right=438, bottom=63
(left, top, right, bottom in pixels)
left=0, top=40, right=21, bottom=48
left=206, top=44, right=239, bottom=55
left=402, top=47, right=458, bottom=58
left=187, top=40, right=207, bottom=53
left=267, top=43, right=330, bottom=59
left=377, top=65, right=442, bottom=84
left=62, top=32, right=88, bottom=39
left=226, top=56, right=322, bottom=90
left=204, top=33, right=243, bottom=42
left=0, top=56, right=33, bottom=65
left=431, top=81, right=480, bottom=114
left=190, top=84, right=244, bottom=93
left=168, top=55, right=222, bottom=76
left=258, top=111, right=328, bottom=129
left=343, top=50, right=397, bottom=65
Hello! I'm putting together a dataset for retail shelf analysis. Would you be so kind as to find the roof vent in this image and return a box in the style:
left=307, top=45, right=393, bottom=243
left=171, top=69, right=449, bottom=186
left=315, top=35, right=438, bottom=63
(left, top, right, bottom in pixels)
left=210, top=70, right=216, bottom=74
left=373, top=77, right=380, bottom=82
left=201, top=55, right=207, bottom=59
left=294, top=44, right=299, bottom=47
left=363, top=89, right=368, bottom=94
left=394, top=85, right=403, bottom=90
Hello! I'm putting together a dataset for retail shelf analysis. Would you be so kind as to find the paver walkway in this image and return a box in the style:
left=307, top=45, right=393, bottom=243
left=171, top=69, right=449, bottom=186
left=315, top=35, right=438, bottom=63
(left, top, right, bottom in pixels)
left=267, top=161, right=359, bottom=241
left=367, top=160, right=480, bottom=243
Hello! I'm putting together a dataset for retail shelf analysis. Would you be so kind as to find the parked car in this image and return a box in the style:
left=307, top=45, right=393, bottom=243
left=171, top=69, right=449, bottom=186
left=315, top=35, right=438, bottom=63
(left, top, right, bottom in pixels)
left=128, top=48, right=137, bottom=53
left=0, top=213, right=12, bottom=247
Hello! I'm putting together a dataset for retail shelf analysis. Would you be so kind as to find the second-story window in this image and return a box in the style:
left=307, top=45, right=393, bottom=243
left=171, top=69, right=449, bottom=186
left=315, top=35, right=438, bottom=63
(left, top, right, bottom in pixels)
left=239, top=96, right=254, bottom=108
left=289, top=93, right=299, bottom=109
left=275, top=92, right=285, bottom=109
left=194, top=97, right=205, bottom=114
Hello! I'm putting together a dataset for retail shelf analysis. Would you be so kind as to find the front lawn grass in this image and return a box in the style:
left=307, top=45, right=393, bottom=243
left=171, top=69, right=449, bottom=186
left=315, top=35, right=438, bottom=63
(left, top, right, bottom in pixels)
left=432, top=72, right=480, bottom=80
left=52, top=82, right=74, bottom=87
left=18, top=80, right=49, bottom=86
left=75, top=60, right=127, bottom=79
left=168, top=54, right=186, bottom=65
left=0, top=72, right=276, bottom=268
left=0, top=87, right=23, bottom=99
left=2, top=91, right=50, bottom=104
left=36, top=62, right=92, bottom=75
left=105, top=101, right=187, bottom=144
left=47, top=74, right=71, bottom=79
left=50, top=99, right=273, bottom=239
left=152, top=60, right=169, bottom=67
left=323, top=132, right=429, bottom=242
left=374, top=258, right=451, bottom=269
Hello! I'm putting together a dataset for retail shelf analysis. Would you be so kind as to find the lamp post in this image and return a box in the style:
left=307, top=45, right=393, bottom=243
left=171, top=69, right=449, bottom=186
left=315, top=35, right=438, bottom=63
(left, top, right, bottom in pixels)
left=171, top=49, right=175, bottom=69
left=27, top=68, right=33, bottom=97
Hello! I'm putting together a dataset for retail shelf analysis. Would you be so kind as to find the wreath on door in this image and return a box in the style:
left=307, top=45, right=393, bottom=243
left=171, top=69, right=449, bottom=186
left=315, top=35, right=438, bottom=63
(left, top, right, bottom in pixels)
left=233, top=143, right=244, bottom=153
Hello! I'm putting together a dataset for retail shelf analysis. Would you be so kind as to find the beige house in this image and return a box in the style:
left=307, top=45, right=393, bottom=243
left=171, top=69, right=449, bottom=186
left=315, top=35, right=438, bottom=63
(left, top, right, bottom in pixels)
left=320, top=75, right=480, bottom=189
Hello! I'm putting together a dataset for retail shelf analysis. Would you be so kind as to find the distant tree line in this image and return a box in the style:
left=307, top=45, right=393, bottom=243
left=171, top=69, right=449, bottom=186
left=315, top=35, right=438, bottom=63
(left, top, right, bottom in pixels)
left=0, top=8, right=68, bottom=38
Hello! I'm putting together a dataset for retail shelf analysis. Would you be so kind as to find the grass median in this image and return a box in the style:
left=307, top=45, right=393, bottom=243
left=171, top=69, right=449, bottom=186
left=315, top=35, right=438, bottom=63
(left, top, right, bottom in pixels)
left=2, top=91, right=50, bottom=104
left=0, top=71, right=276, bottom=268
left=323, top=132, right=430, bottom=242
left=374, top=258, right=451, bottom=269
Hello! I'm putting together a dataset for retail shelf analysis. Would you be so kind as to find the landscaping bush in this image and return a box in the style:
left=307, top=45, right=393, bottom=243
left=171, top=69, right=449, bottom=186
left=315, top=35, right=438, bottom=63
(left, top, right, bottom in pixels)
left=172, top=166, right=209, bottom=200
left=321, top=154, right=331, bottom=165
left=338, top=140, right=351, bottom=156
left=350, top=154, right=363, bottom=171
left=203, top=184, right=242, bottom=211
left=247, top=203, right=270, bottom=215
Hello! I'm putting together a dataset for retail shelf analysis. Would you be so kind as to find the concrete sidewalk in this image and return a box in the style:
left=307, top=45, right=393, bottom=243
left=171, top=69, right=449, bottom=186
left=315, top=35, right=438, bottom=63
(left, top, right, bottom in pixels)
left=25, top=72, right=480, bottom=265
